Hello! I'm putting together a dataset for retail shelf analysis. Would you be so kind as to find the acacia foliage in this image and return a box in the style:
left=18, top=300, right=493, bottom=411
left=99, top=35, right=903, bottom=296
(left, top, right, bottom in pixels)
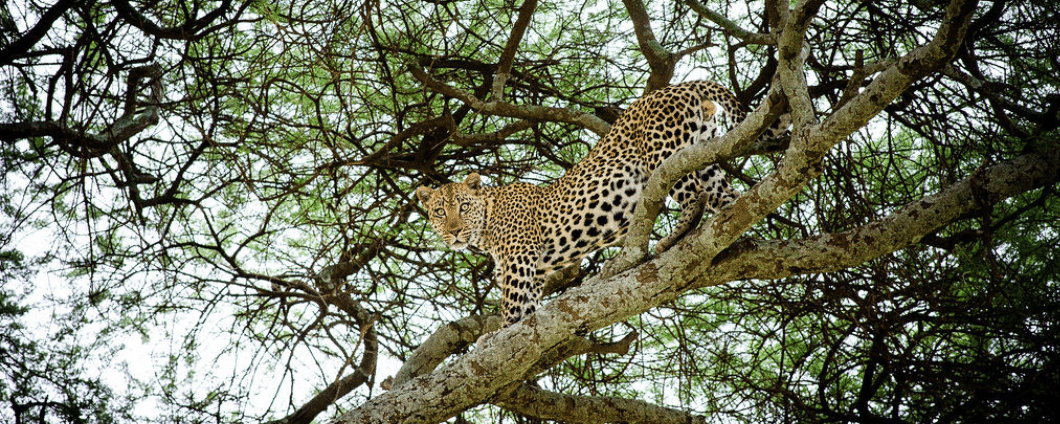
left=1, top=0, right=1059, bottom=423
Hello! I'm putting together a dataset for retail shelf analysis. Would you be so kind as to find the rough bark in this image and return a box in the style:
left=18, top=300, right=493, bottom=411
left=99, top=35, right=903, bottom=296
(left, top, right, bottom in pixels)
left=497, top=384, right=706, bottom=424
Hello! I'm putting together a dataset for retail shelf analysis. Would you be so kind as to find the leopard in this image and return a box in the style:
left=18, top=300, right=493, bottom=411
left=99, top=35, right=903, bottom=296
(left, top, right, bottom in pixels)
left=416, top=80, right=788, bottom=329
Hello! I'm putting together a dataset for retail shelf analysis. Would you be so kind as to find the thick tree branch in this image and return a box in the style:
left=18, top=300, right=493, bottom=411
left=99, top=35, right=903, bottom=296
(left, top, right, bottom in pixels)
left=706, top=147, right=1060, bottom=284
left=385, top=315, right=499, bottom=390
left=383, top=260, right=585, bottom=390
left=0, top=121, right=118, bottom=153
left=491, top=0, right=538, bottom=101
left=605, top=83, right=788, bottom=277
left=496, top=383, right=705, bottom=424
left=621, top=0, right=675, bottom=92
left=354, top=115, right=451, bottom=166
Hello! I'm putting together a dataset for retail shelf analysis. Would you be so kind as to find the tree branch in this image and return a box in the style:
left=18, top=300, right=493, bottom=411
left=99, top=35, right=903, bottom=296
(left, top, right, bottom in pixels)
left=621, top=0, right=675, bottom=92
left=0, top=64, right=162, bottom=161
left=408, top=61, right=610, bottom=136
left=111, top=0, right=233, bottom=40
left=496, top=383, right=705, bottom=424
left=815, top=0, right=978, bottom=143
left=274, top=329, right=376, bottom=424
left=385, top=314, right=499, bottom=390
left=685, top=0, right=775, bottom=45
left=604, top=83, right=788, bottom=277
left=269, top=253, right=383, bottom=424
left=706, top=147, right=1060, bottom=284
left=386, top=307, right=633, bottom=390
left=0, top=0, right=78, bottom=66
left=491, top=0, right=539, bottom=101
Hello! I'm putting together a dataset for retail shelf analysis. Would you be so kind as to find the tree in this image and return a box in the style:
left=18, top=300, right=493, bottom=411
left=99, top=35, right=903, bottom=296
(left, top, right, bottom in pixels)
left=2, top=0, right=1058, bottom=423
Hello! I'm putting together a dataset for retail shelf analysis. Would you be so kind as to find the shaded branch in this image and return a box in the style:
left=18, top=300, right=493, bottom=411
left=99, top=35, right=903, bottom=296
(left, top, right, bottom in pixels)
left=0, top=0, right=78, bottom=66
left=354, top=114, right=452, bottom=166
left=0, top=64, right=162, bottom=161
left=111, top=0, right=234, bottom=40
left=450, top=119, right=534, bottom=147
left=273, top=324, right=377, bottom=424
left=815, top=0, right=978, bottom=143
left=268, top=251, right=385, bottom=424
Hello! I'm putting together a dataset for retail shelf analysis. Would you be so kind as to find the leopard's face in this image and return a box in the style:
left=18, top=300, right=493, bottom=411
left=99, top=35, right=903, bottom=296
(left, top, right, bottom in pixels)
left=416, top=173, right=487, bottom=250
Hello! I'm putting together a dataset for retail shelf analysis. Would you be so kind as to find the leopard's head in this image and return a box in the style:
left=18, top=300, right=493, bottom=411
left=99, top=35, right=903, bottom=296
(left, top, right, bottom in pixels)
left=416, top=173, right=487, bottom=250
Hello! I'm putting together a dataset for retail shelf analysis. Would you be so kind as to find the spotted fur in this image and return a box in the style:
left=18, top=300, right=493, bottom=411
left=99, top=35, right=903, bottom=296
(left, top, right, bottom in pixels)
left=416, top=80, right=788, bottom=327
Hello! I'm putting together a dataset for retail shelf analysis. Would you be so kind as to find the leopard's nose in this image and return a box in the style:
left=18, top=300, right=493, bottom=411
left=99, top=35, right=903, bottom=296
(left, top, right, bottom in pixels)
left=445, top=220, right=463, bottom=234
left=447, top=221, right=464, bottom=235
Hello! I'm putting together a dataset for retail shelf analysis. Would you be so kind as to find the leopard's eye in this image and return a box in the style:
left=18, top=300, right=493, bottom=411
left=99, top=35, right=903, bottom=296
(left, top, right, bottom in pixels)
left=459, top=202, right=470, bottom=213
left=433, top=208, right=445, bottom=217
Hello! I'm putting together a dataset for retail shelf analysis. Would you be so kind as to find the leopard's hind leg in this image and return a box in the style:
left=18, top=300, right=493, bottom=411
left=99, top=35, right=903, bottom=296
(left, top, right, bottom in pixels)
left=655, top=164, right=739, bottom=253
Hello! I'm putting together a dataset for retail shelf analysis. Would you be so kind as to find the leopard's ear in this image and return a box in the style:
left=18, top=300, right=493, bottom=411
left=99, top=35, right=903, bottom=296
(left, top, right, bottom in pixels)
left=416, top=186, right=435, bottom=204
left=464, top=173, right=481, bottom=189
